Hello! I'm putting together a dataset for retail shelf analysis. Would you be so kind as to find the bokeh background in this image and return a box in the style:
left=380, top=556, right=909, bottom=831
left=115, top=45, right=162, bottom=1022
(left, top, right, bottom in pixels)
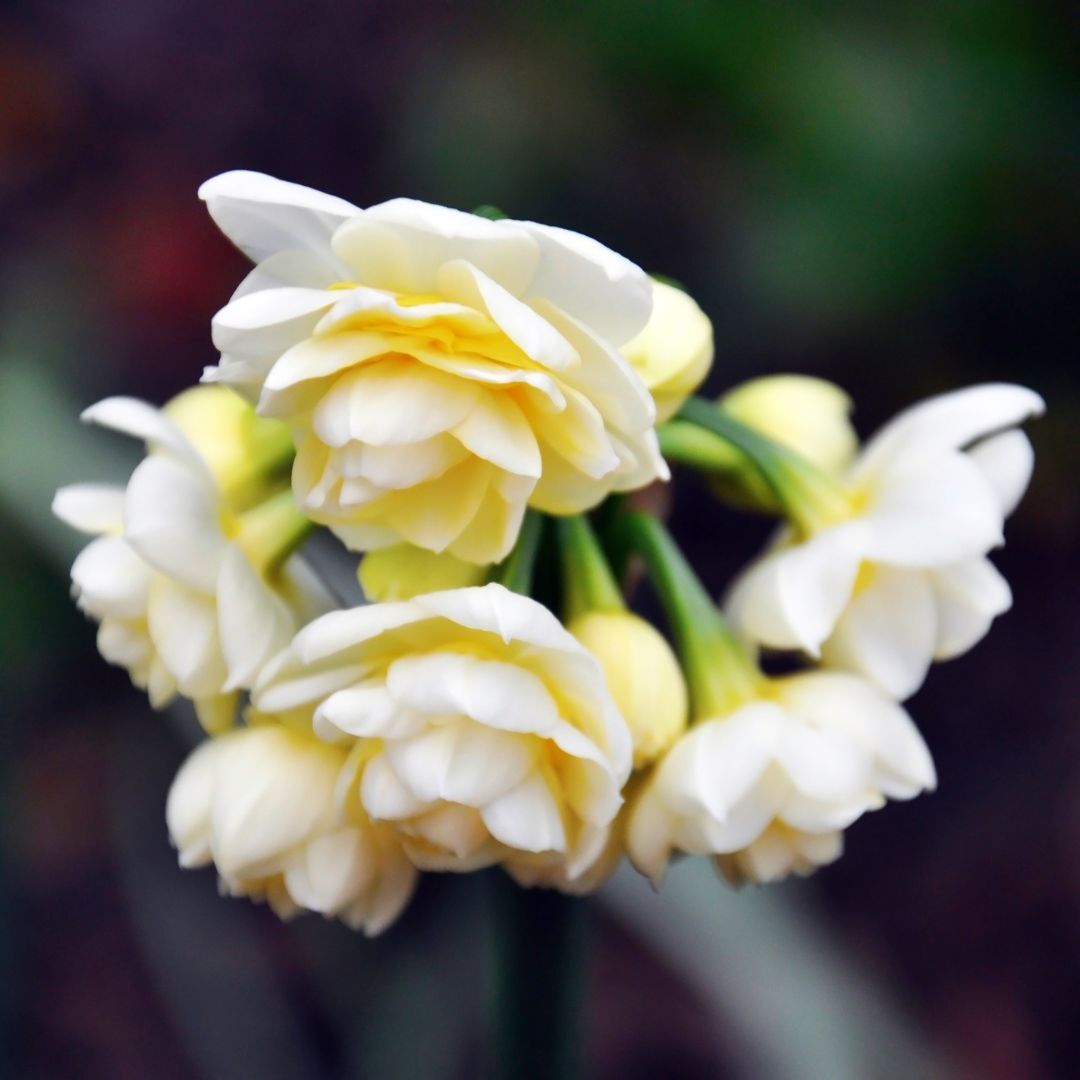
left=1, top=2, right=1076, bottom=1077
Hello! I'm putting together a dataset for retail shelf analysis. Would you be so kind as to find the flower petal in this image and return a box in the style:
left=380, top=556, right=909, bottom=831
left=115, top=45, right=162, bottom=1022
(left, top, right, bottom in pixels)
left=52, top=484, right=126, bottom=536
left=929, top=557, right=1012, bottom=661
left=481, top=769, right=567, bottom=854
left=199, top=170, right=360, bottom=264
left=820, top=566, right=938, bottom=700
left=967, top=429, right=1035, bottom=518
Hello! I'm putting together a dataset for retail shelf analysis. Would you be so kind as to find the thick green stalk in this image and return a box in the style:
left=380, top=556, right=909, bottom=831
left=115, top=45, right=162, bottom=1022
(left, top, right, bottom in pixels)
left=675, top=396, right=851, bottom=535
left=490, top=873, right=587, bottom=1080
left=623, top=512, right=760, bottom=716
left=233, top=488, right=315, bottom=574
left=555, top=515, right=625, bottom=621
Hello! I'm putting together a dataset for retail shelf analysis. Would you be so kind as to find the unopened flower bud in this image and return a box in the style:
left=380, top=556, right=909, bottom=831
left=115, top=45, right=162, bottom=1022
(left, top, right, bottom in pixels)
left=623, top=279, right=714, bottom=422
left=569, top=610, right=688, bottom=769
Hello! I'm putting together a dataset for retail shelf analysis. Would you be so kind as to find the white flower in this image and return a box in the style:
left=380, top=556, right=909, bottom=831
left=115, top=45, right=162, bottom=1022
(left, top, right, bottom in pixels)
left=254, top=583, right=632, bottom=889
left=727, top=384, right=1044, bottom=698
left=167, top=725, right=416, bottom=934
left=199, top=171, right=668, bottom=564
left=626, top=672, right=935, bottom=885
left=621, top=279, right=713, bottom=422
left=52, top=393, right=331, bottom=731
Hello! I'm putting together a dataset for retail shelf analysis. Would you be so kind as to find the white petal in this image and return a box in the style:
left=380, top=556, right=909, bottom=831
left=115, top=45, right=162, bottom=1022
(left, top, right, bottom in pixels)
left=726, top=524, right=867, bottom=655
left=215, top=546, right=295, bottom=691
left=481, top=769, right=567, bottom=853
left=386, top=653, right=561, bottom=735
left=283, top=826, right=373, bottom=915
left=855, top=383, right=1044, bottom=478
left=291, top=600, right=426, bottom=662
left=516, top=219, right=653, bottom=345
left=81, top=397, right=199, bottom=463
left=199, top=170, right=360, bottom=264
left=147, top=577, right=226, bottom=698
left=820, top=566, right=938, bottom=700
left=212, top=285, right=335, bottom=358
left=967, top=429, right=1035, bottom=518
left=314, top=684, right=426, bottom=741
left=862, top=452, right=1004, bottom=565
left=625, top=783, right=677, bottom=884
left=52, top=484, right=126, bottom=535
left=123, top=455, right=226, bottom=593
left=360, top=753, right=429, bottom=820
left=351, top=827, right=418, bottom=935
left=166, top=739, right=219, bottom=868
left=929, top=557, right=1012, bottom=661
left=71, top=536, right=152, bottom=618
left=333, top=199, right=539, bottom=297
left=773, top=672, right=936, bottom=798
left=452, top=393, right=542, bottom=478
left=383, top=722, right=537, bottom=806
left=774, top=722, right=872, bottom=803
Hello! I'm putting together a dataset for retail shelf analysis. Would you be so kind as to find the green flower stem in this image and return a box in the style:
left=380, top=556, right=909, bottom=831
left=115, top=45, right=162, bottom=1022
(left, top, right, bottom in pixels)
left=556, top=515, right=626, bottom=621
left=623, top=511, right=761, bottom=717
left=657, top=419, right=743, bottom=473
left=491, top=509, right=544, bottom=596
left=490, top=872, right=586, bottom=1080
left=233, top=488, right=315, bottom=574
left=675, top=396, right=851, bottom=535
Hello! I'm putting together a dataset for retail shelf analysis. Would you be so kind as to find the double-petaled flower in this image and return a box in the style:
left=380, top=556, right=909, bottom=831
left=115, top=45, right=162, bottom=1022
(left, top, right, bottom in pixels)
left=52, top=389, right=329, bottom=731
left=167, top=724, right=417, bottom=934
left=200, top=171, right=669, bottom=564
left=255, top=583, right=632, bottom=889
left=627, top=670, right=935, bottom=885
left=727, top=384, right=1044, bottom=699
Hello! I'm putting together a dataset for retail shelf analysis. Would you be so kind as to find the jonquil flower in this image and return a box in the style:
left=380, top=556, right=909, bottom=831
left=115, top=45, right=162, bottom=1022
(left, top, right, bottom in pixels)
left=254, top=583, right=632, bottom=888
left=52, top=391, right=330, bottom=732
left=627, top=671, right=935, bottom=885
left=621, top=279, right=713, bottom=423
left=726, top=384, right=1044, bottom=699
left=622, top=513, right=935, bottom=885
left=200, top=171, right=668, bottom=564
left=167, top=724, right=416, bottom=934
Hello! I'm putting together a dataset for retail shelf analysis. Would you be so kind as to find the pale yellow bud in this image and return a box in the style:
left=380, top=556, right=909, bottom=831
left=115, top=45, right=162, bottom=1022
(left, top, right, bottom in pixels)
left=163, top=385, right=294, bottom=509
left=623, top=280, right=714, bottom=422
left=570, top=611, right=688, bottom=769
left=358, top=543, right=485, bottom=602
left=721, top=375, right=857, bottom=474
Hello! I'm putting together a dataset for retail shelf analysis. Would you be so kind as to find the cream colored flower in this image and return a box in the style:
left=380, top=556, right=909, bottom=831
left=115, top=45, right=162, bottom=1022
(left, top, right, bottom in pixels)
left=621, top=279, right=713, bottom=422
left=569, top=610, right=688, bottom=769
left=727, top=384, right=1044, bottom=698
left=200, top=171, right=668, bottom=564
left=52, top=392, right=330, bottom=731
left=255, top=583, right=632, bottom=888
left=167, top=725, right=416, bottom=934
left=627, top=671, right=935, bottom=885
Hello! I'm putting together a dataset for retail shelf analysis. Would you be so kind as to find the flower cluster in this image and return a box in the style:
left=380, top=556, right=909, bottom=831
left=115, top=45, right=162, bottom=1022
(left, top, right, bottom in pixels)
left=55, top=172, right=1042, bottom=933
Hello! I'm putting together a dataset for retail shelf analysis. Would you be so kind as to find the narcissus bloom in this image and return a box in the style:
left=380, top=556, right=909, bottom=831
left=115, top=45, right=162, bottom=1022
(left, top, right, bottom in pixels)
left=727, top=384, right=1044, bottom=699
left=255, top=583, right=632, bottom=888
left=621, top=279, right=713, bottom=423
left=626, top=672, right=935, bottom=885
left=200, top=171, right=667, bottom=564
left=52, top=392, right=329, bottom=731
left=167, top=724, right=416, bottom=934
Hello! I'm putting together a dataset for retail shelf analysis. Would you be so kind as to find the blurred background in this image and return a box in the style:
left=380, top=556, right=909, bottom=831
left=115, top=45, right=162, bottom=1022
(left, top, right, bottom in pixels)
left=1, top=2, right=1076, bottom=1077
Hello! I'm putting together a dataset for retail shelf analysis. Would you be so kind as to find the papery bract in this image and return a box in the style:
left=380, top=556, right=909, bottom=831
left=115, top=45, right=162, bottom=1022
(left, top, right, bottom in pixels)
left=167, top=724, right=416, bottom=934
left=255, top=583, right=632, bottom=889
left=200, top=171, right=668, bottom=564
